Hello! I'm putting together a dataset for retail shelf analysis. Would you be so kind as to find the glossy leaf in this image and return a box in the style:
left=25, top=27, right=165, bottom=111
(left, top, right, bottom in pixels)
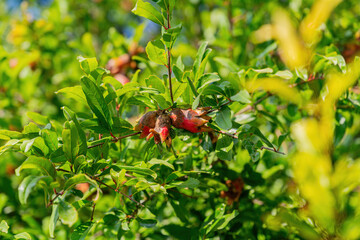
left=18, top=175, right=52, bottom=205
left=16, top=156, right=57, bottom=179
left=146, top=40, right=167, bottom=66
left=132, top=0, right=165, bottom=26
left=80, top=76, right=113, bottom=131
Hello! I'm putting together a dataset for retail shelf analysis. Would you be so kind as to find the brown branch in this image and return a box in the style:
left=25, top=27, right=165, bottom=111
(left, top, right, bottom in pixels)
left=91, top=176, right=144, bottom=207
left=87, top=132, right=141, bottom=149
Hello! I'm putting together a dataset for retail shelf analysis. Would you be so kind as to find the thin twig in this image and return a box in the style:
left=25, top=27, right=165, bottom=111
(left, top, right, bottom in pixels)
left=47, top=190, right=64, bottom=207
left=207, top=100, right=233, bottom=114
left=87, top=132, right=141, bottom=149
left=260, top=146, right=285, bottom=155
left=90, top=203, right=96, bottom=222
left=56, top=168, right=72, bottom=173
left=289, top=76, right=322, bottom=88
left=214, top=129, right=238, bottom=139
left=92, top=176, right=144, bottom=207
left=171, top=145, right=178, bottom=159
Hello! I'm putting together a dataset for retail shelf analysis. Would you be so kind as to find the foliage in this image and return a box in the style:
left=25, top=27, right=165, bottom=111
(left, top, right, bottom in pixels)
left=1, top=0, right=360, bottom=239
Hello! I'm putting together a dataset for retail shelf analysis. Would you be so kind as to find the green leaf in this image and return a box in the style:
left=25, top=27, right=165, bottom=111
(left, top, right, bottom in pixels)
left=173, top=82, right=187, bottom=101
left=41, top=129, right=58, bottom=152
left=0, top=220, right=9, bottom=233
left=113, top=165, right=157, bottom=179
left=173, top=65, right=184, bottom=82
left=152, top=95, right=171, bottom=109
left=70, top=222, right=93, bottom=240
left=49, top=201, right=59, bottom=238
left=215, top=107, right=232, bottom=130
left=62, top=121, right=79, bottom=163
left=193, top=42, right=208, bottom=79
left=251, top=126, right=274, bottom=149
left=186, top=77, right=198, bottom=97
left=27, top=112, right=49, bottom=125
left=81, top=76, right=113, bottom=131
left=170, top=200, right=188, bottom=223
left=110, top=168, right=126, bottom=187
left=77, top=56, right=98, bottom=74
left=63, top=174, right=100, bottom=199
left=146, top=40, right=167, bottom=65
left=146, top=75, right=165, bottom=93
left=50, top=147, right=67, bottom=163
left=74, top=155, right=86, bottom=174
left=148, top=159, right=175, bottom=170
left=137, top=218, right=157, bottom=228
left=278, top=133, right=289, bottom=149
left=115, top=82, right=140, bottom=97
left=58, top=198, right=78, bottom=227
left=162, top=24, right=182, bottom=48
left=200, top=85, right=225, bottom=96
left=197, top=73, right=221, bottom=89
left=166, top=171, right=185, bottom=183
left=16, top=156, right=57, bottom=179
left=274, top=70, right=293, bottom=79
left=18, top=175, right=52, bottom=205
left=62, top=107, right=87, bottom=155
left=205, top=210, right=238, bottom=235
left=22, top=122, right=40, bottom=135
left=132, top=0, right=165, bottom=26
left=192, top=94, right=201, bottom=109
left=0, top=130, right=23, bottom=140
left=14, top=232, right=32, bottom=239
left=0, top=139, right=21, bottom=156
left=230, top=90, right=251, bottom=104
left=176, top=177, right=200, bottom=189
left=216, top=135, right=233, bottom=161
left=127, top=95, right=156, bottom=108
left=195, top=49, right=212, bottom=83
left=56, top=85, right=88, bottom=106
left=72, top=200, right=92, bottom=210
